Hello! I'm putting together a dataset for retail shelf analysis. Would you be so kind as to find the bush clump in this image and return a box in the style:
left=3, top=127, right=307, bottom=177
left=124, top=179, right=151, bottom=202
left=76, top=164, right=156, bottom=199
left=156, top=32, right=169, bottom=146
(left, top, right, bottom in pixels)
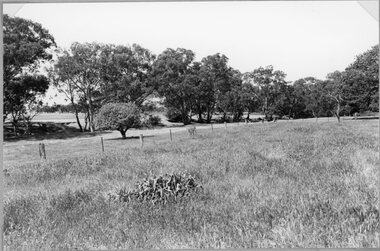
left=115, top=173, right=203, bottom=205
left=166, top=108, right=182, bottom=122
left=147, top=115, right=162, bottom=126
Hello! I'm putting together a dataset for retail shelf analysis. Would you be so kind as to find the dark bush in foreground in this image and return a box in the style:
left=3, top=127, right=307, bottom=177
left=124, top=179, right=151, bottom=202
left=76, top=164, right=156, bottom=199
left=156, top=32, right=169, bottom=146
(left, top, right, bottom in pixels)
left=114, top=173, right=203, bottom=205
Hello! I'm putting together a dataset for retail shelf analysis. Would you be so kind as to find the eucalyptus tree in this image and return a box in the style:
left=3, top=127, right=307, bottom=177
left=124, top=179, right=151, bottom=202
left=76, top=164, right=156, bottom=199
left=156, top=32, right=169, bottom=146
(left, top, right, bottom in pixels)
left=151, top=48, right=198, bottom=125
left=3, top=14, right=55, bottom=134
left=325, top=71, right=346, bottom=123
left=342, top=45, right=379, bottom=112
left=244, top=65, right=288, bottom=116
left=100, top=44, right=156, bottom=106
left=54, top=42, right=106, bottom=132
left=198, top=53, right=232, bottom=122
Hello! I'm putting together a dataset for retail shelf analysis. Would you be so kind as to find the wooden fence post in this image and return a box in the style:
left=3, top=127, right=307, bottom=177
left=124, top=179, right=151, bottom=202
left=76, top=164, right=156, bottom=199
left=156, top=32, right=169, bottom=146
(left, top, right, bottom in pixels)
left=39, top=143, right=46, bottom=160
left=169, top=129, right=172, bottom=142
left=140, top=134, right=144, bottom=148
left=101, top=137, right=104, bottom=152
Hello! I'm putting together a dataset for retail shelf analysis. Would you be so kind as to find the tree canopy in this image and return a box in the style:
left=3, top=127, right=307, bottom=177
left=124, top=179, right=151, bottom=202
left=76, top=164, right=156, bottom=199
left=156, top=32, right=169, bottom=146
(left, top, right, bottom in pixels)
left=3, top=14, right=56, bottom=134
left=96, top=102, right=141, bottom=138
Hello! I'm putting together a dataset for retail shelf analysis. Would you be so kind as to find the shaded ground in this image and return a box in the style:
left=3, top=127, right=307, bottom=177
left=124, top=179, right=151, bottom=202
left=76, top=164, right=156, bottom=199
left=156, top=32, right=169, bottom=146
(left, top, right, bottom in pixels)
left=3, top=122, right=113, bottom=142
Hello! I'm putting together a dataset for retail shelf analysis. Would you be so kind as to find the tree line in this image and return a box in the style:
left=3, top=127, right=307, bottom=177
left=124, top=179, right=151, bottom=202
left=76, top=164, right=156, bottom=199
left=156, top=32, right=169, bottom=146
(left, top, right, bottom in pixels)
left=3, top=14, right=379, bottom=136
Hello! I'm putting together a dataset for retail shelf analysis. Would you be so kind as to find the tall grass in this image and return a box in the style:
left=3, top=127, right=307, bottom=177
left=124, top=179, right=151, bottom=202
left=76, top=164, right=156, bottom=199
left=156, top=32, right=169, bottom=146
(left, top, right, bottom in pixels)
left=3, top=120, right=379, bottom=249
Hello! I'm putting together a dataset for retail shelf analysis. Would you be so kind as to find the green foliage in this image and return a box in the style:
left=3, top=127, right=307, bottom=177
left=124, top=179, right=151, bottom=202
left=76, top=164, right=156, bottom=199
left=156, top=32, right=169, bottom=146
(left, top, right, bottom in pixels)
left=343, top=45, right=379, bottom=112
left=3, top=14, right=55, bottom=79
left=3, top=14, right=55, bottom=125
left=146, top=115, right=162, bottom=126
left=166, top=107, right=183, bottom=122
left=197, top=53, right=232, bottom=122
left=100, top=44, right=156, bottom=105
left=115, top=173, right=202, bottom=205
left=96, top=102, right=141, bottom=138
left=243, top=65, right=288, bottom=116
left=151, top=48, right=197, bottom=125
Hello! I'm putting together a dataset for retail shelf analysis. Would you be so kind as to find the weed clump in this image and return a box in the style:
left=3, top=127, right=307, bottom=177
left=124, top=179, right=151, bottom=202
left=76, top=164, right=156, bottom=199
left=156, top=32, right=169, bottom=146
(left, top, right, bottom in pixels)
left=114, top=173, right=203, bottom=205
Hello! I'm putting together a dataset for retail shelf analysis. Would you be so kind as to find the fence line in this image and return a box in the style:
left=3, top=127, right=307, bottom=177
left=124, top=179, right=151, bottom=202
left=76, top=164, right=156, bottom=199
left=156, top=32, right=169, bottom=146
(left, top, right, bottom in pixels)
left=31, top=118, right=351, bottom=159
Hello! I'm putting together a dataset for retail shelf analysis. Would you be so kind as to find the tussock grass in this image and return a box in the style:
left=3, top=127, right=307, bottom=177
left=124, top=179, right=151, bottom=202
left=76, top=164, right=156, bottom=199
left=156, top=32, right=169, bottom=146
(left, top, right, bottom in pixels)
left=3, top=120, right=379, bottom=249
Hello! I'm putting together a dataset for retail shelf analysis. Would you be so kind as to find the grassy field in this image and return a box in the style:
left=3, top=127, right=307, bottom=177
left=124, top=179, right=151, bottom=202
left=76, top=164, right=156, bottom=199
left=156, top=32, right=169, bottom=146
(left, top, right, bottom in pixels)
left=3, top=119, right=379, bottom=249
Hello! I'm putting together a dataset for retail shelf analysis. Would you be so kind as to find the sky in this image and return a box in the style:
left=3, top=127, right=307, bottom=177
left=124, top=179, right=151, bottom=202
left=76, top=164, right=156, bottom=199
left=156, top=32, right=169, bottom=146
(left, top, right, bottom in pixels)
left=3, top=1, right=379, bottom=105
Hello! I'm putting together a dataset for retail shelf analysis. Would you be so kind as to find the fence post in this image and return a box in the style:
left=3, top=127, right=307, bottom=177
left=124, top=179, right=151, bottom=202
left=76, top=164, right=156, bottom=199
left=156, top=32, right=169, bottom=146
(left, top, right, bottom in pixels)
left=211, top=123, right=213, bottom=131
left=224, top=122, right=227, bottom=129
left=101, top=137, right=104, bottom=152
left=39, top=143, right=46, bottom=160
left=169, top=129, right=172, bottom=142
left=140, top=134, right=144, bottom=148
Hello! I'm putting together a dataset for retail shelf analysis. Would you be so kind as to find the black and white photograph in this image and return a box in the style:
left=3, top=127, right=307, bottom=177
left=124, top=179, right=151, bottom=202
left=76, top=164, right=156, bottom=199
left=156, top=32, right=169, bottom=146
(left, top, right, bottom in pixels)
left=2, top=0, right=379, bottom=249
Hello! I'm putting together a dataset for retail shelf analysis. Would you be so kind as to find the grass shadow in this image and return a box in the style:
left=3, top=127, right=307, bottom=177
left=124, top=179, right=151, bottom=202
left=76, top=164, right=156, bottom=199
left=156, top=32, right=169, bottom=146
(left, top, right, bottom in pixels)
left=4, top=123, right=113, bottom=142
left=106, top=135, right=155, bottom=141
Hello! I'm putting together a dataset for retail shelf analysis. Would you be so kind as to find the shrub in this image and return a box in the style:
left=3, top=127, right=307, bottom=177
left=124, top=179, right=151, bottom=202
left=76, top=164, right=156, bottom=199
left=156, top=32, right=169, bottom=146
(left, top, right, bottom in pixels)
left=166, top=107, right=182, bottom=122
left=147, top=115, right=162, bottom=126
left=114, top=173, right=203, bottom=205
left=96, top=102, right=141, bottom=138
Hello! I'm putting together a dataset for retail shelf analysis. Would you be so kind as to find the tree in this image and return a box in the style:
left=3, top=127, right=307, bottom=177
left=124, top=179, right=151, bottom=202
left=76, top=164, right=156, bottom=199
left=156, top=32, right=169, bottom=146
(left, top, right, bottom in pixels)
left=5, top=75, right=49, bottom=135
left=198, top=53, right=231, bottom=122
left=244, top=66, right=288, bottom=116
left=216, top=69, right=244, bottom=122
left=291, top=77, right=322, bottom=118
left=240, top=82, right=260, bottom=120
left=54, top=42, right=106, bottom=132
left=49, top=49, right=85, bottom=131
left=100, top=44, right=156, bottom=106
left=3, top=14, right=55, bottom=133
left=325, top=71, right=346, bottom=123
left=305, top=81, right=333, bottom=121
left=95, top=103, right=141, bottom=139
left=151, top=48, right=197, bottom=125
left=343, top=45, right=379, bottom=112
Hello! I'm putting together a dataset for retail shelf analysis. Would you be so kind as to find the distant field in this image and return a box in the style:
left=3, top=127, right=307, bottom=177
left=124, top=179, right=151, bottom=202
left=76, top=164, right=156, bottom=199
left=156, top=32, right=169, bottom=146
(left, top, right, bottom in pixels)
left=3, top=119, right=379, bottom=249
left=33, top=112, right=86, bottom=125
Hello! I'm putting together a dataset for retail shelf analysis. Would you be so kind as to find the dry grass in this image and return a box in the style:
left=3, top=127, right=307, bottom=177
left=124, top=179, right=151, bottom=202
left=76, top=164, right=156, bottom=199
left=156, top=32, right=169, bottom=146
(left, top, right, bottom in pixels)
left=3, top=119, right=379, bottom=249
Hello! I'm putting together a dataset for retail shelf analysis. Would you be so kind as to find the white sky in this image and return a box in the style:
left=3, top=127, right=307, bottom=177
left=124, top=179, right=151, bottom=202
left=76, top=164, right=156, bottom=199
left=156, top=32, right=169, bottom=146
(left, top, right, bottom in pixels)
left=3, top=1, right=379, bottom=105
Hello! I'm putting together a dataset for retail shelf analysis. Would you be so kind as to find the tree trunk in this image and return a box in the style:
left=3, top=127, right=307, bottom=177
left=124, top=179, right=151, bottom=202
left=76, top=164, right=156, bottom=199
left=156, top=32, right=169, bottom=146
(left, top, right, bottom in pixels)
left=13, top=124, right=17, bottom=136
left=71, top=98, right=83, bottom=132
left=119, top=128, right=127, bottom=139
left=11, top=114, right=18, bottom=136
left=198, top=105, right=203, bottom=123
left=182, top=111, right=190, bottom=125
left=75, top=111, right=83, bottom=132
left=24, top=120, right=30, bottom=135
left=206, top=106, right=212, bottom=123
left=181, top=102, right=190, bottom=125
left=87, top=92, right=95, bottom=132
left=83, top=112, right=88, bottom=131
left=336, top=101, right=341, bottom=123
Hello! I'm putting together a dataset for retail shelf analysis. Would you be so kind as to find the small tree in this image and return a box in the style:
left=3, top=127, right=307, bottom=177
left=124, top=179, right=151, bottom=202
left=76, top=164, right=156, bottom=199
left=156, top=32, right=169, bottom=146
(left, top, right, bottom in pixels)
left=96, top=103, right=141, bottom=139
